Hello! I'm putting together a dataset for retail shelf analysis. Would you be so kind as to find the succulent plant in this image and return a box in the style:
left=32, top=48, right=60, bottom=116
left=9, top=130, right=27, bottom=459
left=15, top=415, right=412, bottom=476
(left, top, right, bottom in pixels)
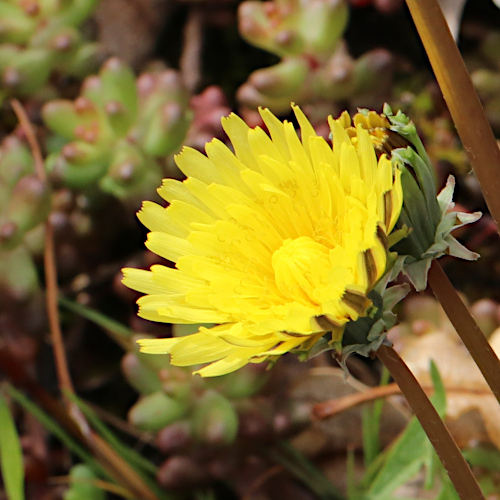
left=237, top=0, right=394, bottom=113
left=123, top=331, right=268, bottom=441
left=63, top=464, right=106, bottom=500
left=0, top=134, right=50, bottom=301
left=0, top=0, right=101, bottom=101
left=121, top=330, right=315, bottom=492
left=43, top=58, right=192, bottom=204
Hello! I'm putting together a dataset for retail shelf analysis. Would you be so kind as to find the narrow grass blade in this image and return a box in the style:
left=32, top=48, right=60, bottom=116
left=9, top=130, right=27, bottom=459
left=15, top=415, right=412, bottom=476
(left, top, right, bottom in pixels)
left=0, top=391, right=25, bottom=500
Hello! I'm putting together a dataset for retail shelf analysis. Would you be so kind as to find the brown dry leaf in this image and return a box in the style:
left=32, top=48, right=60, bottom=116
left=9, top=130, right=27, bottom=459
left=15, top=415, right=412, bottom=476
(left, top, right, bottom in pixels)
left=289, top=367, right=409, bottom=456
left=438, top=0, right=468, bottom=40
left=397, top=324, right=500, bottom=449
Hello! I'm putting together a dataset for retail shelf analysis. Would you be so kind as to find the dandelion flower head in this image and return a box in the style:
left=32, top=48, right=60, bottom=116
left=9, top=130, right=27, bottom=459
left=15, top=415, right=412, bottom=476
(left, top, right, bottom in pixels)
left=337, top=110, right=410, bottom=157
left=122, top=105, right=403, bottom=376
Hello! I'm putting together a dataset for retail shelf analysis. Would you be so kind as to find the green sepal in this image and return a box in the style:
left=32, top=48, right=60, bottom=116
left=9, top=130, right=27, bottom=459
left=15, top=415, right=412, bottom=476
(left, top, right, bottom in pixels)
left=398, top=164, right=436, bottom=247
left=394, top=147, right=441, bottom=229
left=340, top=282, right=409, bottom=357
left=383, top=103, right=433, bottom=169
left=393, top=175, right=481, bottom=291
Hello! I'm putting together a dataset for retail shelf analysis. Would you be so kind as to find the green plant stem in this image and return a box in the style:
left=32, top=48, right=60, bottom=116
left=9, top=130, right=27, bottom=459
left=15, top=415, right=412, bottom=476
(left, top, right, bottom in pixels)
left=428, top=261, right=500, bottom=403
left=376, top=344, right=485, bottom=500
left=405, top=0, right=500, bottom=233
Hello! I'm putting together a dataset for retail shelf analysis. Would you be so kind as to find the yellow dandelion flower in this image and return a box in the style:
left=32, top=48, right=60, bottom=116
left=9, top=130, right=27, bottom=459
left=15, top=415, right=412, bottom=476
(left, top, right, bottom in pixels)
left=122, top=105, right=403, bottom=377
left=336, top=110, right=410, bottom=157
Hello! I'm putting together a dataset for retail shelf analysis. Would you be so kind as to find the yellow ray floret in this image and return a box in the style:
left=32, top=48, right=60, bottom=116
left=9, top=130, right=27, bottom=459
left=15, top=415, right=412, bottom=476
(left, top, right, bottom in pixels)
left=122, top=105, right=403, bottom=377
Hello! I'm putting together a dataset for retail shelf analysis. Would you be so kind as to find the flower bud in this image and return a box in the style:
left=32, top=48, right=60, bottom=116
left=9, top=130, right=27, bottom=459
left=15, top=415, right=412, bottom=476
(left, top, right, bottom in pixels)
left=353, top=105, right=481, bottom=290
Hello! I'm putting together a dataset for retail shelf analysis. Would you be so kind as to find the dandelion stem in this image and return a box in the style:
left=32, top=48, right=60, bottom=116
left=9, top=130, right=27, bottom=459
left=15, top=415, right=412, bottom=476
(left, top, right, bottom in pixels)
left=376, top=344, right=485, bottom=500
left=428, top=261, right=500, bottom=404
left=405, top=0, right=500, bottom=233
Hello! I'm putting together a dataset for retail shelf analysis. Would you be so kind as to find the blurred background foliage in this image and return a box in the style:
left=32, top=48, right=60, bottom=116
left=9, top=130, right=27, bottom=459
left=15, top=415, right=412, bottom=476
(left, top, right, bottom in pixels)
left=1, top=0, right=500, bottom=499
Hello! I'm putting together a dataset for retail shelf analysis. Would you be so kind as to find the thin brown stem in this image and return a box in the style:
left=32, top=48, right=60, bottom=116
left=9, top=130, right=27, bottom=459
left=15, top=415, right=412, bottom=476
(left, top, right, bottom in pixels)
left=10, top=101, right=160, bottom=500
left=44, top=224, right=75, bottom=395
left=428, top=261, right=500, bottom=404
left=376, top=344, right=485, bottom=500
left=313, top=383, right=400, bottom=419
left=10, top=100, right=75, bottom=398
left=405, top=0, right=500, bottom=233
left=313, top=382, right=494, bottom=420
left=10, top=100, right=46, bottom=182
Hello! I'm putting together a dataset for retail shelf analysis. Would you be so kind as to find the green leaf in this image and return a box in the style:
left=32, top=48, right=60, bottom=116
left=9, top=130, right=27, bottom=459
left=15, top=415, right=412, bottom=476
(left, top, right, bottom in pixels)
left=362, top=368, right=390, bottom=468
left=58, top=296, right=134, bottom=351
left=364, top=415, right=430, bottom=499
left=429, top=360, right=446, bottom=417
left=5, top=385, right=104, bottom=479
left=64, top=393, right=173, bottom=500
left=362, top=361, right=448, bottom=499
left=65, top=393, right=158, bottom=475
left=462, top=447, right=500, bottom=471
left=272, top=441, right=346, bottom=500
left=435, top=475, right=460, bottom=500
left=0, top=391, right=25, bottom=500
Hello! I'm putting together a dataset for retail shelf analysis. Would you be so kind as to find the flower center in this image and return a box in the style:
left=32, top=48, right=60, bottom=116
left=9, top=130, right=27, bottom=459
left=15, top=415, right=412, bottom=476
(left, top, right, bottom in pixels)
left=272, top=236, right=331, bottom=304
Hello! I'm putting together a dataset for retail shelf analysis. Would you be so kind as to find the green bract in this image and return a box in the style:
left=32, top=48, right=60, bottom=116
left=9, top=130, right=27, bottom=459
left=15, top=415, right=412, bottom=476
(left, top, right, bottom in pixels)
left=383, top=105, right=481, bottom=291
